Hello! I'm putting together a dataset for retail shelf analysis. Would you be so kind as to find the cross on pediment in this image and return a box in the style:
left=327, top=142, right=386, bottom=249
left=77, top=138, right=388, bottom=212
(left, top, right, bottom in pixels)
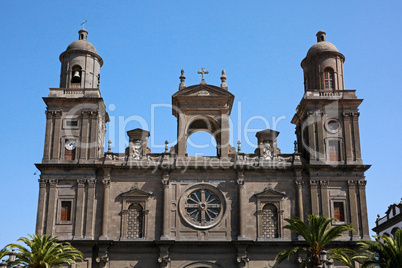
left=197, top=67, right=209, bottom=84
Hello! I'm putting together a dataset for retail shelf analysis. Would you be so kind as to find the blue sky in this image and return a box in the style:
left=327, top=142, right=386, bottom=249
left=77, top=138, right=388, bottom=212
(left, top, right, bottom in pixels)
left=0, top=0, right=401, bottom=249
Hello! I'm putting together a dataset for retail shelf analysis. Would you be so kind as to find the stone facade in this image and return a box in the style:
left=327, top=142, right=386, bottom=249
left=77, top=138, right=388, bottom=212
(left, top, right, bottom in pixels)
left=35, top=29, right=370, bottom=267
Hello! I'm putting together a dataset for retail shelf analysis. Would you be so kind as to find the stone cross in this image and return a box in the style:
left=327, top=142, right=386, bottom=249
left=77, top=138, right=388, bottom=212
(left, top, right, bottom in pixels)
left=81, top=19, right=88, bottom=29
left=197, top=67, right=209, bottom=84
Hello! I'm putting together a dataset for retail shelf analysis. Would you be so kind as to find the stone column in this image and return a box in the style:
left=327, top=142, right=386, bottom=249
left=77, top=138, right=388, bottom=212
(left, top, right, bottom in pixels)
left=347, top=180, right=359, bottom=240
left=295, top=179, right=304, bottom=222
left=320, top=180, right=329, bottom=217
left=74, top=179, right=86, bottom=239
left=51, top=111, right=62, bottom=160
left=35, top=179, right=47, bottom=236
left=358, top=180, right=369, bottom=239
left=89, top=111, right=98, bottom=159
left=237, top=171, right=246, bottom=240
left=160, top=172, right=170, bottom=240
left=84, top=179, right=96, bottom=239
left=80, top=111, right=90, bottom=160
left=100, top=175, right=111, bottom=240
left=43, top=111, right=53, bottom=160
left=310, top=180, right=319, bottom=215
left=45, top=179, right=58, bottom=235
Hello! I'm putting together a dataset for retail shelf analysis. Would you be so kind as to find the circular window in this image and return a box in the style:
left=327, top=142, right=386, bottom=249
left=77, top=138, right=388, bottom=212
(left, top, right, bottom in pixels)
left=179, top=184, right=226, bottom=229
left=325, top=119, right=341, bottom=134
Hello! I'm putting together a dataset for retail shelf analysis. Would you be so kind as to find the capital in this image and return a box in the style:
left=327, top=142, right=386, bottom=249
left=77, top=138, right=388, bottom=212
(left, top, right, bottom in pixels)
left=102, top=179, right=111, bottom=188
left=49, top=179, right=58, bottom=187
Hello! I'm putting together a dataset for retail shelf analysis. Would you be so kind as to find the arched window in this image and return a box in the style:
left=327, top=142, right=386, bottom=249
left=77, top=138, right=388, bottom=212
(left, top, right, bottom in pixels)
left=323, top=67, right=334, bottom=90
left=261, top=204, right=279, bottom=238
left=127, top=203, right=143, bottom=238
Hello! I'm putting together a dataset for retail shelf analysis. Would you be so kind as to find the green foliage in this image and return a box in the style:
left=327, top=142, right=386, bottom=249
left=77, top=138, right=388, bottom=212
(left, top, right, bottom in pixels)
left=275, top=214, right=354, bottom=267
left=328, top=248, right=363, bottom=268
left=6, top=234, right=83, bottom=268
left=355, top=229, right=402, bottom=268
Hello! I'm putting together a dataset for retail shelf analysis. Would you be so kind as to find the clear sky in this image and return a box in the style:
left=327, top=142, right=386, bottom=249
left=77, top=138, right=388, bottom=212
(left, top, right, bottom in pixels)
left=0, top=0, right=401, bottom=250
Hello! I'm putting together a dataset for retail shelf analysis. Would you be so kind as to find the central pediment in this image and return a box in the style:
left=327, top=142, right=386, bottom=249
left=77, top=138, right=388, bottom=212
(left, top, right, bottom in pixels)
left=172, top=84, right=235, bottom=117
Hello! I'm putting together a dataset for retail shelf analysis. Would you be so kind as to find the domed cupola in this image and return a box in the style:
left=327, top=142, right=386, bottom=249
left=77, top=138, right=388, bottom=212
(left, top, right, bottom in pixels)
left=59, top=28, right=103, bottom=89
left=301, top=31, right=345, bottom=91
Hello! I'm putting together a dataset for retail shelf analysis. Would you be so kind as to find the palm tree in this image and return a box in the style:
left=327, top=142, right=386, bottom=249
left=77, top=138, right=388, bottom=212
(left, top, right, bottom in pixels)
left=6, top=234, right=83, bottom=268
left=355, top=229, right=402, bottom=268
left=275, top=214, right=354, bottom=267
left=328, top=248, right=361, bottom=268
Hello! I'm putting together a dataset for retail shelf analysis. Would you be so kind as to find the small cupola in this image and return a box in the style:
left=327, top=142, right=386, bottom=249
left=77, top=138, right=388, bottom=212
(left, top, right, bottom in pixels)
left=59, top=27, right=103, bottom=89
left=316, top=30, right=326, bottom=42
left=301, top=31, right=346, bottom=92
left=78, top=28, right=88, bottom=41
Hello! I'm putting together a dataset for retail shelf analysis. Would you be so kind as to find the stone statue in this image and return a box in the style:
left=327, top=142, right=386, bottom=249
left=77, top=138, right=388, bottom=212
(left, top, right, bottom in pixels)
left=262, top=142, right=273, bottom=160
left=132, top=140, right=142, bottom=160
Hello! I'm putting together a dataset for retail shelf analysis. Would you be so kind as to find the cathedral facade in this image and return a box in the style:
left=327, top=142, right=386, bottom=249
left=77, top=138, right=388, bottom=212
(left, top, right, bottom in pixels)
left=35, top=28, right=370, bottom=267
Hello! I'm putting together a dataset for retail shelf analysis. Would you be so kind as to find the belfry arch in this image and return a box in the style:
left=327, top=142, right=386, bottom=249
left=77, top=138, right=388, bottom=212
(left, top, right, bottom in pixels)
left=172, top=81, right=234, bottom=158
left=186, top=116, right=220, bottom=156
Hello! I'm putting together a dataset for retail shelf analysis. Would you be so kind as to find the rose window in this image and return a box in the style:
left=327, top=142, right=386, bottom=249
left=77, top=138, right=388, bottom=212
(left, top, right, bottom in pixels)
left=179, top=184, right=226, bottom=229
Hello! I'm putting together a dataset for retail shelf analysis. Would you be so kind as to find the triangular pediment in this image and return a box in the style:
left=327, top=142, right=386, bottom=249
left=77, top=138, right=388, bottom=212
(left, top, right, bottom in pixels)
left=254, top=188, right=286, bottom=198
left=172, top=84, right=234, bottom=99
left=120, top=187, right=152, bottom=198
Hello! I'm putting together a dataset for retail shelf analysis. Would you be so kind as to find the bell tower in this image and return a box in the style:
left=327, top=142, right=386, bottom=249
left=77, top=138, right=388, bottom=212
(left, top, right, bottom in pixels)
left=42, top=27, right=108, bottom=164
left=292, top=31, right=363, bottom=165
left=172, top=69, right=235, bottom=158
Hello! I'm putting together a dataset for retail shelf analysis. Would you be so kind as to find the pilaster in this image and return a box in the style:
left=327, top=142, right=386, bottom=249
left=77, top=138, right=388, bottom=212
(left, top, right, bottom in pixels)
left=89, top=111, right=99, bottom=159
left=160, top=172, right=170, bottom=240
left=343, top=112, right=353, bottom=163
left=237, top=171, right=246, bottom=240
left=51, top=111, right=62, bottom=160
left=80, top=111, right=90, bottom=160
left=43, top=111, right=53, bottom=160
left=294, top=173, right=304, bottom=222
left=320, top=180, right=329, bottom=216
left=100, top=171, right=111, bottom=240
left=347, top=180, right=359, bottom=240
left=45, top=179, right=58, bottom=235
left=358, top=180, right=369, bottom=239
left=73, top=179, right=86, bottom=239
left=310, top=180, right=319, bottom=215
left=352, top=113, right=362, bottom=163
left=84, top=179, right=96, bottom=239
left=35, top=179, right=47, bottom=236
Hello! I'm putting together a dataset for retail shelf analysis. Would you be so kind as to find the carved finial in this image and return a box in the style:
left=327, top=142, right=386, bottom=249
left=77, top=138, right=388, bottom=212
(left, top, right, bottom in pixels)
left=165, top=140, right=169, bottom=153
left=237, top=140, right=241, bottom=152
left=220, top=69, right=228, bottom=90
left=377, top=214, right=380, bottom=218
left=108, top=140, right=112, bottom=152
left=197, top=67, right=209, bottom=84
left=179, top=69, right=186, bottom=90
left=294, top=140, right=298, bottom=153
